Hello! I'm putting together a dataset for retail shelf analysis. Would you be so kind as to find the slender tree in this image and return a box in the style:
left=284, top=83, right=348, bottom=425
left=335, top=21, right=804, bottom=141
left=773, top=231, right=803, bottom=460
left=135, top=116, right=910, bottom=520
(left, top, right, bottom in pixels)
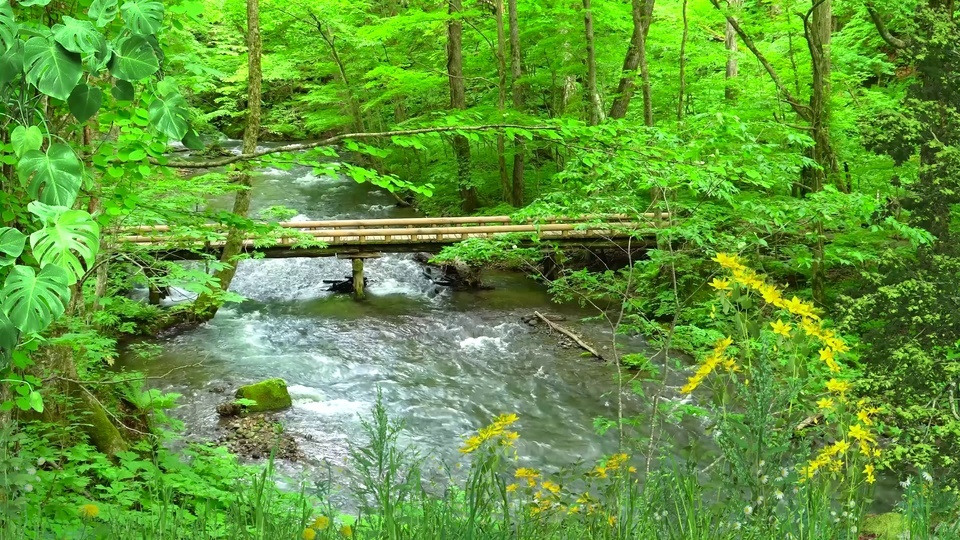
left=447, top=0, right=479, bottom=212
left=724, top=0, right=741, bottom=102
left=194, top=0, right=263, bottom=319
left=583, top=0, right=602, bottom=125
left=495, top=0, right=510, bottom=202
left=508, top=0, right=525, bottom=205
left=677, top=0, right=689, bottom=120
left=609, top=0, right=655, bottom=123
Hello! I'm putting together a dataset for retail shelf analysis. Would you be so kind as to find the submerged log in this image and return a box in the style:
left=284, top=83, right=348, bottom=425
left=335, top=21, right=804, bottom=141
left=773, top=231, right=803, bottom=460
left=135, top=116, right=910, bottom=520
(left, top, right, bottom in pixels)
left=325, top=276, right=369, bottom=294
left=533, top=311, right=604, bottom=360
left=413, top=253, right=484, bottom=290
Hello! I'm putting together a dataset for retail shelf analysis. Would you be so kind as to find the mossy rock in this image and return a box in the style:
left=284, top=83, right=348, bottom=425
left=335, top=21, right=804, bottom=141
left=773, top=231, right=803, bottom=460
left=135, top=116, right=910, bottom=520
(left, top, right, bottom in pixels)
left=235, top=379, right=292, bottom=413
left=862, top=513, right=906, bottom=539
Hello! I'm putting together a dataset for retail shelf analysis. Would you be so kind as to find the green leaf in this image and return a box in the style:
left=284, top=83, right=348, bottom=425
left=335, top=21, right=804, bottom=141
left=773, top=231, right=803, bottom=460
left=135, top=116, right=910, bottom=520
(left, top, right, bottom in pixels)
left=88, top=0, right=119, bottom=27
left=10, top=125, right=42, bottom=159
left=28, top=391, right=43, bottom=413
left=108, top=34, right=158, bottom=81
left=23, top=36, right=83, bottom=101
left=148, top=94, right=189, bottom=140
left=120, top=0, right=163, bottom=35
left=28, top=202, right=99, bottom=284
left=0, top=312, right=17, bottom=361
left=19, top=0, right=52, bottom=6
left=0, top=39, right=23, bottom=88
left=0, top=227, right=26, bottom=266
left=0, top=1, right=16, bottom=52
left=112, top=79, right=134, bottom=101
left=17, top=144, right=83, bottom=207
left=0, top=264, right=70, bottom=334
left=68, top=84, right=103, bottom=122
left=182, top=130, right=204, bottom=150
left=53, top=16, right=106, bottom=57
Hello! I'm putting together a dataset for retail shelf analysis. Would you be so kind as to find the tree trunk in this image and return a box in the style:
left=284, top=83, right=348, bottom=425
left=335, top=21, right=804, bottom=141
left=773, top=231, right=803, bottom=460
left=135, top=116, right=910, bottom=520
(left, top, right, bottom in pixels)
left=677, top=0, right=689, bottom=120
left=608, top=0, right=654, bottom=122
left=583, top=0, right=602, bottom=125
left=807, top=0, right=833, bottom=306
left=495, top=0, right=510, bottom=203
left=508, top=0, right=525, bottom=206
left=447, top=0, right=478, bottom=212
left=724, top=0, right=741, bottom=102
left=193, top=0, right=262, bottom=320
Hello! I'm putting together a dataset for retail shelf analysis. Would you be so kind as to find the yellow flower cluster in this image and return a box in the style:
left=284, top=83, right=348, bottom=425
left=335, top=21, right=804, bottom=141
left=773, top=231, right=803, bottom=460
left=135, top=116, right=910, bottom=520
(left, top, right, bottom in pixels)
left=800, top=439, right=850, bottom=479
left=712, top=253, right=851, bottom=379
left=515, top=467, right=541, bottom=487
left=459, top=413, right=520, bottom=454
left=680, top=336, right=734, bottom=394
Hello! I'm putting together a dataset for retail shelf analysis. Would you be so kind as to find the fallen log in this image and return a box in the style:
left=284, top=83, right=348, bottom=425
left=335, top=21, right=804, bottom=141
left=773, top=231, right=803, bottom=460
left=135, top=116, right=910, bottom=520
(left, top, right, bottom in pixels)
left=534, top=311, right=604, bottom=361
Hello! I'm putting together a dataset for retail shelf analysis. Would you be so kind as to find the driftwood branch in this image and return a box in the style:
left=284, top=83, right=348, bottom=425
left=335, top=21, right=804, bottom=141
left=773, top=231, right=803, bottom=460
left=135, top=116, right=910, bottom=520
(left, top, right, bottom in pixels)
left=865, top=3, right=907, bottom=49
left=708, top=0, right=811, bottom=121
left=534, top=311, right=604, bottom=360
left=156, top=124, right=556, bottom=169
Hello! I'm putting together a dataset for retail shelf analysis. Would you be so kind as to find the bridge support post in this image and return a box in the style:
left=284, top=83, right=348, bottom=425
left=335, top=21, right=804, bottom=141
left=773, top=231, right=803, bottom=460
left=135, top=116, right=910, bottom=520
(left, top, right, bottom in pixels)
left=352, top=258, right=365, bottom=300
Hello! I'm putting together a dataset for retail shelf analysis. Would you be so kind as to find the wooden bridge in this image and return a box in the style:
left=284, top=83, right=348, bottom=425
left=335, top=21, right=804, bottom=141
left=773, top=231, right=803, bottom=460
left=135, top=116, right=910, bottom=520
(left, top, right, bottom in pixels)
left=116, top=214, right=665, bottom=298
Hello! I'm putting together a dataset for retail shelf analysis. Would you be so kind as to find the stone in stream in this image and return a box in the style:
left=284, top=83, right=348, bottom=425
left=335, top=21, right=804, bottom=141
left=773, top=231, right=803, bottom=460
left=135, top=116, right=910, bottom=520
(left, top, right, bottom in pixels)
left=234, top=378, right=293, bottom=413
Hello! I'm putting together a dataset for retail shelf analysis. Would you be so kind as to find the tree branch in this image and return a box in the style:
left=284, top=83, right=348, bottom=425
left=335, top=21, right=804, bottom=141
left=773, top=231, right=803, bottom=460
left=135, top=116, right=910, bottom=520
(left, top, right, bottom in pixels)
left=156, top=124, right=555, bottom=169
left=708, top=0, right=812, bottom=121
left=865, top=3, right=907, bottom=49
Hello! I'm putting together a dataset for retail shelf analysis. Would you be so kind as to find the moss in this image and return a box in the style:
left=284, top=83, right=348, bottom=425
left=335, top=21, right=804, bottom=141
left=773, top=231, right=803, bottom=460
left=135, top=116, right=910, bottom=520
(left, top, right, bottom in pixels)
left=862, top=513, right=906, bottom=539
left=235, top=379, right=292, bottom=413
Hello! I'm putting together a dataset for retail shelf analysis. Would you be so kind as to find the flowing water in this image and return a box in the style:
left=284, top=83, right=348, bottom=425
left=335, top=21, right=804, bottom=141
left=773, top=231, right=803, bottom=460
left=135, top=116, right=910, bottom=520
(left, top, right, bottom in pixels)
left=119, top=151, right=693, bottom=478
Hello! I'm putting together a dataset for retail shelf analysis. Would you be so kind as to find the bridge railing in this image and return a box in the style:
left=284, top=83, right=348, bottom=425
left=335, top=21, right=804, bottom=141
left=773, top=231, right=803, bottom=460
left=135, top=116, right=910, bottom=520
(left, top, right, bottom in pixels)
left=113, top=213, right=669, bottom=248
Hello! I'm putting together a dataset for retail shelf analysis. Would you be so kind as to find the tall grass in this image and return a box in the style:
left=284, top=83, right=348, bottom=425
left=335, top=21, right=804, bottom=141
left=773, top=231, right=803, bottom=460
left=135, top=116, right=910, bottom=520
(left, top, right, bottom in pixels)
left=1, top=392, right=959, bottom=540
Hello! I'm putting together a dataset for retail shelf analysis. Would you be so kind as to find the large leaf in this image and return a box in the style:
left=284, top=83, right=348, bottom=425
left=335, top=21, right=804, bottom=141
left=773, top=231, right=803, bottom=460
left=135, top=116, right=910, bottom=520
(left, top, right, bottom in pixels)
left=112, top=79, right=134, bottom=101
left=23, top=36, right=83, bottom=101
left=120, top=0, right=163, bottom=35
left=10, top=125, right=42, bottom=159
left=53, top=17, right=107, bottom=57
left=148, top=94, right=189, bottom=140
left=88, top=0, right=119, bottom=27
left=0, top=264, right=70, bottom=334
left=0, top=227, right=26, bottom=266
left=18, top=0, right=52, bottom=6
left=0, top=1, right=16, bottom=52
left=28, top=202, right=100, bottom=284
left=108, top=34, right=158, bottom=81
left=68, top=84, right=103, bottom=122
left=0, top=39, right=23, bottom=88
left=0, top=311, right=17, bottom=362
left=17, top=144, right=83, bottom=207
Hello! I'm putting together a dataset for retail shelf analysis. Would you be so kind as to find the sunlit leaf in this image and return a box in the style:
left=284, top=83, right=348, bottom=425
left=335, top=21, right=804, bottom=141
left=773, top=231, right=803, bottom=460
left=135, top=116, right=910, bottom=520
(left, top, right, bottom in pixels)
left=17, top=144, right=83, bottom=207
left=23, top=36, right=83, bottom=101
left=28, top=202, right=100, bottom=284
left=0, top=264, right=70, bottom=334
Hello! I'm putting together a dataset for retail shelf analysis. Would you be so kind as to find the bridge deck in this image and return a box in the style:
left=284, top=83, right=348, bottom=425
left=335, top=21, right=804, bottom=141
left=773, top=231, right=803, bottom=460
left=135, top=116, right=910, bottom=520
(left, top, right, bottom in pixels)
left=115, top=214, right=666, bottom=259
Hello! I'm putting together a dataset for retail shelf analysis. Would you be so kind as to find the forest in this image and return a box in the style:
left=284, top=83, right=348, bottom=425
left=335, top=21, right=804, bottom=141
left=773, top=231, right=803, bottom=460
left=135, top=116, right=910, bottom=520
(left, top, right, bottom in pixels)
left=1, top=0, right=960, bottom=537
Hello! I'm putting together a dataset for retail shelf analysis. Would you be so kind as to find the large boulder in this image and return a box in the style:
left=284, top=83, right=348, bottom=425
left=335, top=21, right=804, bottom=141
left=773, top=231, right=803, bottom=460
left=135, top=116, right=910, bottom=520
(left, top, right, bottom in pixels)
left=234, top=378, right=292, bottom=413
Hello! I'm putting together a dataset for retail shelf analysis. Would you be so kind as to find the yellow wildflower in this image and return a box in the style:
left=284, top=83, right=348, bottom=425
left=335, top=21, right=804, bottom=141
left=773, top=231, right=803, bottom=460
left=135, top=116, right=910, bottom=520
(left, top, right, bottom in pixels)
left=515, top=467, right=540, bottom=486
left=590, top=465, right=608, bottom=479
left=303, top=528, right=317, bottom=540
left=78, top=504, right=99, bottom=520
left=312, top=516, right=330, bottom=530
left=819, top=348, right=834, bottom=363
left=857, top=410, right=874, bottom=426
left=340, top=525, right=353, bottom=538
left=816, top=398, right=834, bottom=410
left=628, top=466, right=637, bottom=473
left=568, top=505, right=580, bottom=514
left=864, top=464, right=876, bottom=484
left=770, top=320, right=792, bottom=337
left=542, top=480, right=561, bottom=494
left=848, top=424, right=876, bottom=445
left=712, top=252, right=743, bottom=270
left=759, top=283, right=783, bottom=305
left=826, top=379, right=851, bottom=395
left=459, top=435, right=483, bottom=454
left=608, top=514, right=617, bottom=527
left=606, top=453, right=629, bottom=470
left=709, top=278, right=731, bottom=291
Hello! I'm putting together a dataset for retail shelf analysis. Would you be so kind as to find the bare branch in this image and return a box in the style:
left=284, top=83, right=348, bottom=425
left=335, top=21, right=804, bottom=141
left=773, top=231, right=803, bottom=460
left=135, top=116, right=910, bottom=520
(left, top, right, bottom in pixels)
left=155, top=124, right=556, bottom=169
left=708, top=0, right=812, bottom=121
left=865, top=3, right=907, bottom=49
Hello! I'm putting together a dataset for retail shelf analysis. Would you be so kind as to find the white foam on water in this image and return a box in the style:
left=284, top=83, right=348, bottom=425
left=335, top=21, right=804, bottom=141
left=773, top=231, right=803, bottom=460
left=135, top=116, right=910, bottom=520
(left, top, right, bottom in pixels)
left=296, top=398, right=368, bottom=416
left=292, top=172, right=338, bottom=186
left=459, top=335, right=506, bottom=351
left=287, top=384, right=326, bottom=402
